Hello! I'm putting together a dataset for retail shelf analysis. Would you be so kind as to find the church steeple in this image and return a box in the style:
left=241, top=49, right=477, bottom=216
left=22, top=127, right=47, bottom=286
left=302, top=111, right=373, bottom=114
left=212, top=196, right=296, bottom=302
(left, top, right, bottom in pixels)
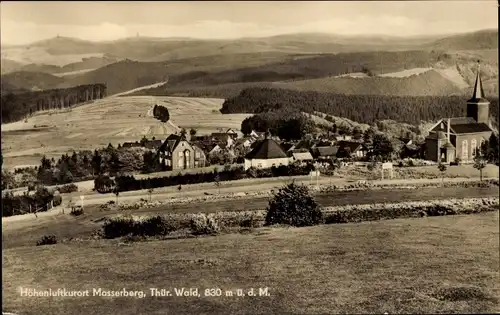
left=466, top=60, right=490, bottom=124
left=470, top=60, right=486, bottom=102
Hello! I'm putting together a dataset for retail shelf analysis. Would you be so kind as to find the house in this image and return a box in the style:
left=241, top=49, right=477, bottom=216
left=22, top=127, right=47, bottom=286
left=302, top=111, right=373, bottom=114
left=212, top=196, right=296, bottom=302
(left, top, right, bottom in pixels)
left=234, top=136, right=254, bottom=150
left=337, top=140, right=367, bottom=158
left=311, top=146, right=339, bottom=160
left=244, top=133, right=290, bottom=170
left=400, top=142, right=423, bottom=159
left=425, top=63, right=493, bottom=163
left=157, top=134, right=206, bottom=170
left=291, top=151, right=314, bottom=163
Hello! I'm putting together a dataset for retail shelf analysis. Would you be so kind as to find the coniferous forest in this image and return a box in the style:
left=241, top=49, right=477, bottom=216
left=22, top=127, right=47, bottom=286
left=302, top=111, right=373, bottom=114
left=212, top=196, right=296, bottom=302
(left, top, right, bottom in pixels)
left=1, top=83, right=107, bottom=123
left=221, top=87, right=500, bottom=127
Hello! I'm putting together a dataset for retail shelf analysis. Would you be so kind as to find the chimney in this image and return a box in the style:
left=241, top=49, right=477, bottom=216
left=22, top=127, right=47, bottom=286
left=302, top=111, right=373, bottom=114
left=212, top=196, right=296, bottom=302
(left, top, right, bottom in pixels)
left=447, top=118, right=450, bottom=141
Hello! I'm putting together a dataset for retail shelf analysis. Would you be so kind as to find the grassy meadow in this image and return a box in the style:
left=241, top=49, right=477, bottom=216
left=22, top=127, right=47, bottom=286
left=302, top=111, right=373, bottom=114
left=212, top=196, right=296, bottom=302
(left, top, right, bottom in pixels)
left=2, top=211, right=499, bottom=314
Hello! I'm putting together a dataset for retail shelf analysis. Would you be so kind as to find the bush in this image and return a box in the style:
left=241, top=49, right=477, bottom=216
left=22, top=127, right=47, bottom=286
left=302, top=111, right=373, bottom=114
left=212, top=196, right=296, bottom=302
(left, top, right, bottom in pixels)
left=53, top=194, right=62, bottom=206
left=103, top=216, right=137, bottom=239
left=36, top=235, right=57, bottom=246
left=70, top=206, right=84, bottom=216
left=58, top=183, right=78, bottom=193
left=189, top=213, right=221, bottom=235
left=265, top=182, right=323, bottom=227
left=102, top=214, right=180, bottom=239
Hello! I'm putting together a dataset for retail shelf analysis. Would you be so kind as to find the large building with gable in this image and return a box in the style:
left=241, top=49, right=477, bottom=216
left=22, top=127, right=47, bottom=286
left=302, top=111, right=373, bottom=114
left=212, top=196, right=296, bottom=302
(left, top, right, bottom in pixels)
left=425, top=63, right=493, bottom=163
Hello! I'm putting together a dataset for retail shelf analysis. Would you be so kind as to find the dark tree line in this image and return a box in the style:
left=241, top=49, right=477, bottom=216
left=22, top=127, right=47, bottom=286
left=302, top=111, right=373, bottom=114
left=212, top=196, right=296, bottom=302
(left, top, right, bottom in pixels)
left=2, top=186, right=60, bottom=217
left=222, top=87, right=499, bottom=127
left=96, top=163, right=314, bottom=193
left=1, top=83, right=107, bottom=123
left=153, top=104, right=170, bottom=122
left=241, top=109, right=315, bottom=140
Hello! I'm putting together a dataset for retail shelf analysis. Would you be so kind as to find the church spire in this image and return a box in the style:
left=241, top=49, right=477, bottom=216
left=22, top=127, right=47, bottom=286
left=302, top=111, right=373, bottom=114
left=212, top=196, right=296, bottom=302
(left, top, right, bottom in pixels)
left=470, top=60, right=485, bottom=101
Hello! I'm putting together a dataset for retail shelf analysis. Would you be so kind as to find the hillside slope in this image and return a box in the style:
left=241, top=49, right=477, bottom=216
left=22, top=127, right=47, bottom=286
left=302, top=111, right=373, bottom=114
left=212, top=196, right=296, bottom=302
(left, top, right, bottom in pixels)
left=1, top=71, right=65, bottom=91
left=273, top=70, right=462, bottom=96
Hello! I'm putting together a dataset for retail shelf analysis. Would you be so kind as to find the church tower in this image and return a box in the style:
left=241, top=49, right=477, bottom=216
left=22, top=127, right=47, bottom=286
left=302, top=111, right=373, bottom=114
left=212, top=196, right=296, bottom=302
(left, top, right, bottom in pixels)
left=467, top=61, right=490, bottom=124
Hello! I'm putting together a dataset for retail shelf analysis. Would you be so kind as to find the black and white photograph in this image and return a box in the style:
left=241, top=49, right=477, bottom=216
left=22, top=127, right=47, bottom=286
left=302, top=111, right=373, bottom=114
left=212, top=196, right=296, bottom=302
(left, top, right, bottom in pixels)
left=1, top=1, right=499, bottom=314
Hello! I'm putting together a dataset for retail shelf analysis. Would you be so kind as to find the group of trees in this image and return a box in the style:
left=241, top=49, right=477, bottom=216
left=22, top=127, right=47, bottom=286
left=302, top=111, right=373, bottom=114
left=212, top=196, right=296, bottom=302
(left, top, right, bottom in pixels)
left=222, top=87, right=499, bottom=127
left=35, top=144, right=144, bottom=186
left=1, top=83, right=107, bottom=123
left=2, top=186, right=60, bottom=217
left=241, top=109, right=316, bottom=140
left=152, top=104, right=170, bottom=122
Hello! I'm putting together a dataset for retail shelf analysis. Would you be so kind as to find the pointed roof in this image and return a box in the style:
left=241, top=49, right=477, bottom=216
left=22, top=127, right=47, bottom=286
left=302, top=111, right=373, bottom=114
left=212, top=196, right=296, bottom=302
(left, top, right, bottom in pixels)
left=245, top=138, right=287, bottom=159
left=468, top=61, right=489, bottom=103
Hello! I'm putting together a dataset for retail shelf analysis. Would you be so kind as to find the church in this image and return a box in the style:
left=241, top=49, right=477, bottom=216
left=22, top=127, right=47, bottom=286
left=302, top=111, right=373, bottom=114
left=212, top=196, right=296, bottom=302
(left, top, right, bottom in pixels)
left=425, top=63, right=493, bottom=163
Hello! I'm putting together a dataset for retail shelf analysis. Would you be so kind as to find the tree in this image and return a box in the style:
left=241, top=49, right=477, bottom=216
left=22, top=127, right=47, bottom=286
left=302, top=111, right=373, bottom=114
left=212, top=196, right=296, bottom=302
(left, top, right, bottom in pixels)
left=114, top=188, right=120, bottom=204
left=265, top=181, right=322, bottom=227
left=147, top=187, right=154, bottom=202
left=371, top=133, right=393, bottom=161
left=180, top=128, right=187, bottom=137
left=437, top=162, right=447, bottom=185
left=473, top=150, right=488, bottom=181
left=189, top=128, right=197, bottom=137
left=214, top=173, right=221, bottom=194
left=91, top=150, right=102, bottom=176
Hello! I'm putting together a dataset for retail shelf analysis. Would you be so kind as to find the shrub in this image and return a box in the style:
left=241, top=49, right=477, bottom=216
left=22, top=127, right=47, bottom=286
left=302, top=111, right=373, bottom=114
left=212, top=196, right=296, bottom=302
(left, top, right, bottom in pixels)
left=103, top=216, right=136, bottom=239
left=58, top=183, right=78, bottom=193
left=189, top=213, right=221, bottom=235
left=70, top=206, right=84, bottom=216
left=265, top=182, right=323, bottom=227
left=36, top=235, right=57, bottom=246
left=53, top=194, right=62, bottom=206
left=137, top=215, right=174, bottom=237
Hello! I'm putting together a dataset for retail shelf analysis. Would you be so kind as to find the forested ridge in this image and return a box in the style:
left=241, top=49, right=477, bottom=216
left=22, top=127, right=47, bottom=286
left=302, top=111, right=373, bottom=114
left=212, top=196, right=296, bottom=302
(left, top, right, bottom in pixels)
left=221, top=87, right=499, bottom=126
left=1, top=83, right=107, bottom=123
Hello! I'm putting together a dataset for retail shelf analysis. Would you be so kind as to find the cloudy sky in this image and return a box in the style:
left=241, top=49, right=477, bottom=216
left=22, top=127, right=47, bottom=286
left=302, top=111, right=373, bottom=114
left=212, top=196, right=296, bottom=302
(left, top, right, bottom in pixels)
left=1, top=1, right=497, bottom=45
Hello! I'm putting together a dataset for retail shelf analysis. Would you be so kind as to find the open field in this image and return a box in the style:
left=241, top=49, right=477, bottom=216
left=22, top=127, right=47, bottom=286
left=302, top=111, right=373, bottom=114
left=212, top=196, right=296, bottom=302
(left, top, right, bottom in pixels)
left=3, top=211, right=498, bottom=314
left=378, top=67, right=433, bottom=77
left=1, top=95, right=251, bottom=169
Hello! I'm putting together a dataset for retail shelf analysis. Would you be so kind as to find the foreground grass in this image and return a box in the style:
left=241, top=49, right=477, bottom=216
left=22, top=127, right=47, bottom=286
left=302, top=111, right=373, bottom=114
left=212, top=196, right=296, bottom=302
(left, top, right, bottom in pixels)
left=3, top=212, right=499, bottom=314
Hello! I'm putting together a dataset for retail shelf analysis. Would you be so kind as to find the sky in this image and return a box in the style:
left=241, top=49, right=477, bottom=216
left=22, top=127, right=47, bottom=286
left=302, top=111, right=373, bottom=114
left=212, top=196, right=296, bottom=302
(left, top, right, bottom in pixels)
left=1, top=1, right=498, bottom=45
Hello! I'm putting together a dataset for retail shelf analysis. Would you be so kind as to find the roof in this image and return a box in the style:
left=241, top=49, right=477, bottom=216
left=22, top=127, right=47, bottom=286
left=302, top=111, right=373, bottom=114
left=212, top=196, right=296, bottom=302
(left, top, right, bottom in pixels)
left=292, top=152, right=314, bottom=160
left=337, top=140, right=365, bottom=152
left=280, top=143, right=295, bottom=151
left=315, top=146, right=339, bottom=157
left=449, top=123, right=492, bottom=134
left=245, top=139, right=288, bottom=159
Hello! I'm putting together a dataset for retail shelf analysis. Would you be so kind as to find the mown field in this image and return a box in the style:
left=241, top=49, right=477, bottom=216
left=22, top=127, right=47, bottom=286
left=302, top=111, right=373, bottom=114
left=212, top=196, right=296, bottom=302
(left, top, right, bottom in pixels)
left=2, top=211, right=498, bottom=314
left=1, top=95, right=251, bottom=169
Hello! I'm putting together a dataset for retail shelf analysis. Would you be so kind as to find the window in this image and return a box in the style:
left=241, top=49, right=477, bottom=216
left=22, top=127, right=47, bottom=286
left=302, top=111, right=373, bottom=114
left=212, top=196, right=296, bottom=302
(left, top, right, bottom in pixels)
left=177, top=159, right=183, bottom=167
left=471, top=139, right=477, bottom=156
left=440, top=122, right=444, bottom=129
left=462, top=140, right=468, bottom=159
left=257, top=163, right=262, bottom=168
left=178, top=151, right=183, bottom=157
left=195, top=151, right=200, bottom=158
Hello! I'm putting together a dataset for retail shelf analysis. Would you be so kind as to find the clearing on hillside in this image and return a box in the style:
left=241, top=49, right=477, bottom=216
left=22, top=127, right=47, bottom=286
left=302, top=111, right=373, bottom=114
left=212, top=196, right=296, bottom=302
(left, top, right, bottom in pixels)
left=1, top=95, right=251, bottom=169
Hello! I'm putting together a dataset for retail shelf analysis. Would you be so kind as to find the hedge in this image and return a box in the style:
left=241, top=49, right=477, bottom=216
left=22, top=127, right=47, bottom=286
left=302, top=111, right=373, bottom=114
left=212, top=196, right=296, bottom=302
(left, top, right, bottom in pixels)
left=99, top=197, right=498, bottom=239
left=98, top=163, right=314, bottom=193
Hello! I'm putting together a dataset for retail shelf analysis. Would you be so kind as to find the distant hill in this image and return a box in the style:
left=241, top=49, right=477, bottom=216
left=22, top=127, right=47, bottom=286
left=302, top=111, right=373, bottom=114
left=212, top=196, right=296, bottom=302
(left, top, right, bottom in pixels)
left=427, top=29, right=498, bottom=51
left=2, top=29, right=497, bottom=66
left=60, top=60, right=169, bottom=95
left=1, top=71, right=65, bottom=91
left=0, top=59, right=25, bottom=75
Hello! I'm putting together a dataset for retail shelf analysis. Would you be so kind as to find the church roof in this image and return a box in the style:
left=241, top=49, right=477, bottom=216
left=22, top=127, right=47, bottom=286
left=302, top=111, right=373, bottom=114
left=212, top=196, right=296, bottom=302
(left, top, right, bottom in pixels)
left=467, top=61, right=489, bottom=103
left=450, top=123, right=492, bottom=134
left=245, top=138, right=288, bottom=159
